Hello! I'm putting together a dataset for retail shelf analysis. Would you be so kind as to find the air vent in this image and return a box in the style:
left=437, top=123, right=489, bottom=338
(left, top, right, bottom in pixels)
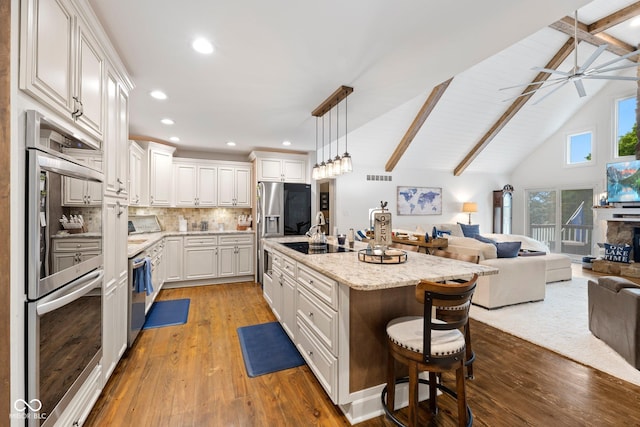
left=366, top=174, right=392, bottom=182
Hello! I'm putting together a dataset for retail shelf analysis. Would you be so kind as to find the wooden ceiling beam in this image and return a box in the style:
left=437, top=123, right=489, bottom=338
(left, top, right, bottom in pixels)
left=454, top=38, right=576, bottom=176
left=550, top=16, right=638, bottom=60
left=588, top=1, right=640, bottom=34
left=385, top=78, right=453, bottom=172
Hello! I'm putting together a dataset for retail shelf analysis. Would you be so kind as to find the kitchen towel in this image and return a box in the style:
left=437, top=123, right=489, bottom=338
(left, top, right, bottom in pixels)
left=133, top=256, right=154, bottom=295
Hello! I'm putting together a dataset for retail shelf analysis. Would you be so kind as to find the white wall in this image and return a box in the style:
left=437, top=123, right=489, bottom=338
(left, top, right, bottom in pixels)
left=331, top=165, right=507, bottom=235
left=510, top=79, right=637, bottom=240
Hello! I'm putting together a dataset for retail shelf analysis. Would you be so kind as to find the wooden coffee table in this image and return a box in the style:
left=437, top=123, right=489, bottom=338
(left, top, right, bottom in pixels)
left=391, top=236, right=448, bottom=254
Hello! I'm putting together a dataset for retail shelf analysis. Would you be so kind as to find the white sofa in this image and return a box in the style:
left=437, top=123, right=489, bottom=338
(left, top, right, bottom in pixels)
left=397, top=224, right=572, bottom=309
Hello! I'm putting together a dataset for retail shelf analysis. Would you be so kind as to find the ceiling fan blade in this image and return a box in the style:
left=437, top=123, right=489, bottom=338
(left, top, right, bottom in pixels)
left=585, top=75, right=640, bottom=81
left=577, top=44, right=608, bottom=73
left=499, top=76, right=568, bottom=91
left=532, top=66, right=571, bottom=76
left=591, top=48, right=640, bottom=71
left=532, top=80, right=570, bottom=105
left=590, top=62, right=640, bottom=74
left=574, top=80, right=587, bottom=97
left=501, top=78, right=568, bottom=102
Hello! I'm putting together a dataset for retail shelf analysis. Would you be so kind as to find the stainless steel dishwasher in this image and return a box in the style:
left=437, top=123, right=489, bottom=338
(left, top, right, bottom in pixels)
left=128, top=254, right=148, bottom=347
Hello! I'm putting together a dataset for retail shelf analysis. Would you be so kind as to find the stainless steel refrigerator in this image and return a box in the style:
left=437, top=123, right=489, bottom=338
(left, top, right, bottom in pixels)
left=256, top=181, right=311, bottom=283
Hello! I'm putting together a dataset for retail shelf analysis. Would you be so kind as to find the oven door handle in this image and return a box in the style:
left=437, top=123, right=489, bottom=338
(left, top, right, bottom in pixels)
left=36, top=269, right=104, bottom=316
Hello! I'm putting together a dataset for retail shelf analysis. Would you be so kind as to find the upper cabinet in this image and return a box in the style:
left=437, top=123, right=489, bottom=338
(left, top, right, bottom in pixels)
left=218, top=165, right=251, bottom=207
left=250, top=151, right=308, bottom=183
left=174, top=160, right=218, bottom=207
left=147, top=144, right=175, bottom=206
left=20, top=0, right=105, bottom=141
left=104, top=67, right=129, bottom=199
left=128, top=141, right=145, bottom=206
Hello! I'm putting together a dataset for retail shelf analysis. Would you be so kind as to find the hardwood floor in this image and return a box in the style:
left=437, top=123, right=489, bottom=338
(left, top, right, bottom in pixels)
left=86, top=274, right=640, bottom=426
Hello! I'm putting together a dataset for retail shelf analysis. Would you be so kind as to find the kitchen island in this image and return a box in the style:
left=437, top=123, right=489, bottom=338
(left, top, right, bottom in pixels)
left=261, top=237, right=497, bottom=424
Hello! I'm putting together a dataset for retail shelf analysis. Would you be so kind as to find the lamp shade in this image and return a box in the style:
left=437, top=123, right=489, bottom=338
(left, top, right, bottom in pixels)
left=462, top=202, right=478, bottom=213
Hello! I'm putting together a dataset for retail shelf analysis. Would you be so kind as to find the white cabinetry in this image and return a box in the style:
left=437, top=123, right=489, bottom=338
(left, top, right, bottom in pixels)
left=104, top=68, right=129, bottom=198
left=62, top=151, right=103, bottom=206
left=174, top=160, right=218, bottom=207
left=51, top=237, right=101, bottom=273
left=269, top=251, right=297, bottom=339
left=20, top=0, right=105, bottom=140
left=183, top=235, right=218, bottom=280
left=251, top=152, right=307, bottom=183
left=218, top=234, right=254, bottom=277
left=164, top=236, right=184, bottom=282
left=147, top=143, right=175, bottom=206
left=103, top=197, right=128, bottom=381
left=217, top=164, right=251, bottom=207
left=295, top=264, right=339, bottom=401
left=145, top=239, right=165, bottom=313
left=128, top=141, right=145, bottom=205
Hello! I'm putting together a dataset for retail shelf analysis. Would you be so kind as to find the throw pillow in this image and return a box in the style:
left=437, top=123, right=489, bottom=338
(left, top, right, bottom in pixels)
left=458, top=222, right=480, bottom=238
left=474, top=235, right=496, bottom=245
left=432, top=226, right=452, bottom=239
left=495, top=241, right=522, bottom=258
left=603, top=243, right=632, bottom=263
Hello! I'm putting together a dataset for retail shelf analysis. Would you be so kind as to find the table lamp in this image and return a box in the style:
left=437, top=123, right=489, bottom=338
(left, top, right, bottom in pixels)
left=462, top=202, right=478, bottom=225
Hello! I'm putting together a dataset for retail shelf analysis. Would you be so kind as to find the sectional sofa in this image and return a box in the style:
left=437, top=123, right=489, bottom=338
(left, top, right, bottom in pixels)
left=395, top=223, right=572, bottom=309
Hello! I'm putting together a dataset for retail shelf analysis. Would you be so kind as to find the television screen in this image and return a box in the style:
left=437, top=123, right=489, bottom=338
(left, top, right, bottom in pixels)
left=607, top=160, right=640, bottom=203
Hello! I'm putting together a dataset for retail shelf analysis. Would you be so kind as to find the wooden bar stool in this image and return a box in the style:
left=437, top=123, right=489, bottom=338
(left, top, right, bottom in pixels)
left=431, top=250, right=479, bottom=379
left=381, top=274, right=477, bottom=427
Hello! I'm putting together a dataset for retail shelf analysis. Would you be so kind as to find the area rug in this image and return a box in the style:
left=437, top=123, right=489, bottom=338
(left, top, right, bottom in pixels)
left=470, top=278, right=640, bottom=386
left=143, top=298, right=190, bottom=329
left=237, top=322, right=305, bottom=377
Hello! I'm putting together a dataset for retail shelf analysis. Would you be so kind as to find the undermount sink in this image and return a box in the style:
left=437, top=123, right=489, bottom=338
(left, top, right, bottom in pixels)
left=127, top=239, right=147, bottom=244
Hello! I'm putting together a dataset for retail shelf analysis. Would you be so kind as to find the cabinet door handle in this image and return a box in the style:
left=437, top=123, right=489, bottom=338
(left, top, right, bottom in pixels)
left=72, top=96, right=81, bottom=118
left=116, top=178, right=124, bottom=194
left=116, top=201, right=124, bottom=217
left=308, top=311, right=313, bottom=317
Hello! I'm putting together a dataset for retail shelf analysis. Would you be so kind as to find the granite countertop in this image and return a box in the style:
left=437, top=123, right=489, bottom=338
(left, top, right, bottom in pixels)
left=127, top=230, right=255, bottom=258
left=51, top=232, right=102, bottom=239
left=262, top=237, right=498, bottom=291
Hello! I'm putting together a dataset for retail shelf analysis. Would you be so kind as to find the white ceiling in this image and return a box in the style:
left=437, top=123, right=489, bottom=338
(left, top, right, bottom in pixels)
left=88, top=0, right=639, bottom=174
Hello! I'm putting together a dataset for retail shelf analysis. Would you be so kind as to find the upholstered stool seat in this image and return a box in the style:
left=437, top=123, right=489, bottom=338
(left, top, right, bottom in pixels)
left=387, top=317, right=466, bottom=356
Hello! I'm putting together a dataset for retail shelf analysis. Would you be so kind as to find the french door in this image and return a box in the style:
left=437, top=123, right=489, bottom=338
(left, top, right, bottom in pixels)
left=526, top=188, right=593, bottom=258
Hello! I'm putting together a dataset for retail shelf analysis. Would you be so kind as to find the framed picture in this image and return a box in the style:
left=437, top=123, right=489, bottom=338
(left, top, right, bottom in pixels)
left=320, top=192, right=329, bottom=210
left=397, top=186, right=442, bottom=215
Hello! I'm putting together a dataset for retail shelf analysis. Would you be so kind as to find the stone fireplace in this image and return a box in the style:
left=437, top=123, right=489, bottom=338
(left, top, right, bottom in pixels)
left=592, top=207, right=640, bottom=277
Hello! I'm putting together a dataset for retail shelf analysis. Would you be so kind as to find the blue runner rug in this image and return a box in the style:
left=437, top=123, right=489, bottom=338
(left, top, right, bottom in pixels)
left=143, top=298, right=190, bottom=329
left=237, top=322, right=305, bottom=377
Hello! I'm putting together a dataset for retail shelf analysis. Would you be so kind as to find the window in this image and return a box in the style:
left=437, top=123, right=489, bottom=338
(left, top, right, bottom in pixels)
left=566, top=131, right=593, bottom=165
left=616, top=96, right=638, bottom=157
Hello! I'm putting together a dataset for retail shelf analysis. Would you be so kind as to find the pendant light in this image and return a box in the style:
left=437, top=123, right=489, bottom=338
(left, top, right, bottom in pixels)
left=312, top=117, right=320, bottom=180
left=325, top=108, right=334, bottom=177
left=318, top=115, right=326, bottom=179
left=341, top=92, right=353, bottom=174
left=332, top=98, right=342, bottom=176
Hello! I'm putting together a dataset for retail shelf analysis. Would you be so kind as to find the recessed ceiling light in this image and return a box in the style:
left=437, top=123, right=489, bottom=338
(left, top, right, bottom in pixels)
left=192, top=37, right=214, bottom=54
left=282, top=140, right=291, bottom=146
left=161, top=118, right=174, bottom=125
left=150, top=90, right=167, bottom=100
left=226, top=141, right=236, bottom=147
left=631, top=17, right=640, bottom=27
left=169, top=136, right=180, bottom=142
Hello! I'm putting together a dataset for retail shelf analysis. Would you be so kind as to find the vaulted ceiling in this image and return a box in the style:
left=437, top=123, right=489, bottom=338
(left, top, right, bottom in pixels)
left=88, top=0, right=639, bottom=175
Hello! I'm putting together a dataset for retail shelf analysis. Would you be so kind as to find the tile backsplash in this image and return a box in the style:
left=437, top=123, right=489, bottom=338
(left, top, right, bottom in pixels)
left=128, top=207, right=252, bottom=232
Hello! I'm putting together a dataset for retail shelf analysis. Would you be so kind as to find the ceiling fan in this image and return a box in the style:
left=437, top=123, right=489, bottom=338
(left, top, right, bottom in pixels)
left=501, top=10, right=640, bottom=104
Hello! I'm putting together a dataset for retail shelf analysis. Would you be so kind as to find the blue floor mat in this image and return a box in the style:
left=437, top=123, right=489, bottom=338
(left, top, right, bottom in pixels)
left=143, top=299, right=190, bottom=329
left=237, top=322, right=305, bottom=377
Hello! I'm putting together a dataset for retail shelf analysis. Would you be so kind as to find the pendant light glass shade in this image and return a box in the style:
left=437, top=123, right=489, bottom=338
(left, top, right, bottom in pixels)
left=341, top=93, right=352, bottom=174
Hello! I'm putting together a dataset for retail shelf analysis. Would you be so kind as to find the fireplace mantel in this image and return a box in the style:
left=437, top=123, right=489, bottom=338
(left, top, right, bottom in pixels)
left=594, top=207, right=640, bottom=222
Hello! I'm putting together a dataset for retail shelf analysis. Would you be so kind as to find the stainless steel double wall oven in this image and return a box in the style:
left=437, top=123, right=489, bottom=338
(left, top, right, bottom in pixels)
left=25, top=110, right=104, bottom=426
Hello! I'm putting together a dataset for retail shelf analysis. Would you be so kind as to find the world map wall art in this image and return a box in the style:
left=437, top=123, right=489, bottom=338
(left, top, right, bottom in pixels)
left=397, top=186, right=442, bottom=215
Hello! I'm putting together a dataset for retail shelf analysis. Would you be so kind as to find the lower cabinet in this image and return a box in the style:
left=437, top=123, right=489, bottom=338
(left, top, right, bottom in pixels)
left=218, top=234, right=254, bottom=277
left=55, top=363, right=103, bottom=427
left=164, top=236, right=184, bottom=282
left=103, top=276, right=128, bottom=381
left=183, top=235, right=218, bottom=280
